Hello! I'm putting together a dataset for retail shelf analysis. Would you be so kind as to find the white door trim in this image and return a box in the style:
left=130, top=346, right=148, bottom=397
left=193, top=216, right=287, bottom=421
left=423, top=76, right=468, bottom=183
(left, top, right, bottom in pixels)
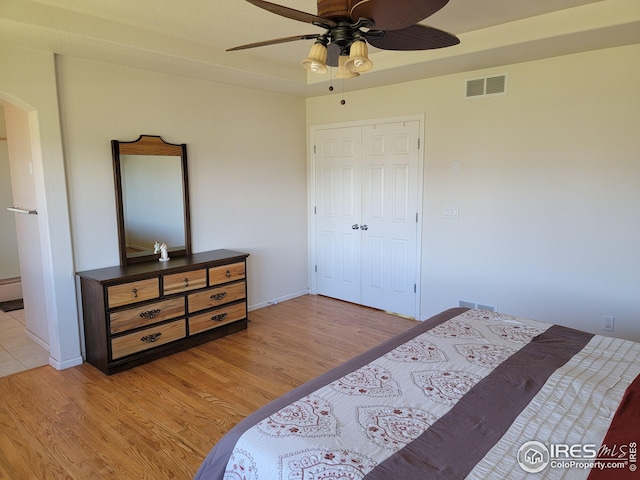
left=308, top=114, right=425, bottom=319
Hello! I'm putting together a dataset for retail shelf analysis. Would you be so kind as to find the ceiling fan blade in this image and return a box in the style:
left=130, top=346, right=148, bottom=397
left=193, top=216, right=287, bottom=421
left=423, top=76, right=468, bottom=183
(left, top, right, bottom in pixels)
left=227, top=34, right=320, bottom=51
left=351, top=0, right=449, bottom=31
left=245, top=0, right=336, bottom=28
left=366, top=24, right=459, bottom=51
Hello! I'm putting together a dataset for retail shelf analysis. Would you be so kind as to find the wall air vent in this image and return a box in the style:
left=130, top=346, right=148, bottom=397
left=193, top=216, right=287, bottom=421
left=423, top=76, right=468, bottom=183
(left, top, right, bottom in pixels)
left=465, top=74, right=507, bottom=98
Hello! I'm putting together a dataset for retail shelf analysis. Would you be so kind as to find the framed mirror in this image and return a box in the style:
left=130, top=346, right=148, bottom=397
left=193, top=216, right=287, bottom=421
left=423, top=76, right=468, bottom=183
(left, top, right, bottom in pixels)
left=112, top=135, right=191, bottom=266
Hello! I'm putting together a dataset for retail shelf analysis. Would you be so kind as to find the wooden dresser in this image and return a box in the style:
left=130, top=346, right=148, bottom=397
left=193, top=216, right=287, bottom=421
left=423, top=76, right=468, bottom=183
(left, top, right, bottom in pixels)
left=77, top=249, right=249, bottom=374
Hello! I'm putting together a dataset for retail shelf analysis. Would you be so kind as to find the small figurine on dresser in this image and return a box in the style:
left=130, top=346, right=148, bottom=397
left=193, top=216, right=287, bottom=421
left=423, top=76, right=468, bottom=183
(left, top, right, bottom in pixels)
left=153, top=241, right=170, bottom=262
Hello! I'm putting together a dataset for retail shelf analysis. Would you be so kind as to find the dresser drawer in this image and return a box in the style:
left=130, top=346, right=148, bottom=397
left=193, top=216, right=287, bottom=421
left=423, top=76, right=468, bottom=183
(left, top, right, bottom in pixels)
left=189, top=301, right=247, bottom=335
left=188, top=282, right=246, bottom=313
left=107, top=278, right=159, bottom=308
left=109, top=297, right=185, bottom=334
left=111, top=319, right=186, bottom=360
left=209, top=262, right=245, bottom=286
left=163, top=269, right=207, bottom=295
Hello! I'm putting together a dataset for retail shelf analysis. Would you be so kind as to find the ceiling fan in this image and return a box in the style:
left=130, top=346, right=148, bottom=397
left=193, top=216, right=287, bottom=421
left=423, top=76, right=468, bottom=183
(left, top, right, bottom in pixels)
left=228, top=0, right=460, bottom=78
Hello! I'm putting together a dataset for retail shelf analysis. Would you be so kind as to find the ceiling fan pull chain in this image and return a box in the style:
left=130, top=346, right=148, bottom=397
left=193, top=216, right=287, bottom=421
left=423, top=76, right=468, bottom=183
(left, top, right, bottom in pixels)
left=327, top=65, right=345, bottom=104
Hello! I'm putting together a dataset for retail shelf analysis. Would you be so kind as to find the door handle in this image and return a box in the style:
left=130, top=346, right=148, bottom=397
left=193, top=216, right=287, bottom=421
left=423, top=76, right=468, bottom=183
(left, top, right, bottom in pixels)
left=352, top=224, right=359, bottom=230
left=7, top=206, right=38, bottom=215
left=360, top=224, right=368, bottom=231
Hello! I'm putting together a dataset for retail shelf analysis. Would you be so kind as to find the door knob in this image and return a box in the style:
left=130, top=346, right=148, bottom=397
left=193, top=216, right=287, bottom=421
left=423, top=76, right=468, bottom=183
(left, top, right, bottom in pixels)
left=360, top=224, right=369, bottom=231
left=352, top=224, right=360, bottom=230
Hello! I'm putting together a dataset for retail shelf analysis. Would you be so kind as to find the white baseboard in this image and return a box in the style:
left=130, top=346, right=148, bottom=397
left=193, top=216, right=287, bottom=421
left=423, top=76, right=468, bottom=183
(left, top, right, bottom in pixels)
left=248, top=289, right=309, bottom=312
left=0, top=277, right=22, bottom=302
left=25, top=329, right=49, bottom=350
left=49, top=355, right=84, bottom=371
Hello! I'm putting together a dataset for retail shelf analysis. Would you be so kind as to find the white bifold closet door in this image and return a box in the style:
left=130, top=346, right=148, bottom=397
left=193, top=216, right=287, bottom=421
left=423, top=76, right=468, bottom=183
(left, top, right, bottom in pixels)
left=314, top=120, right=420, bottom=318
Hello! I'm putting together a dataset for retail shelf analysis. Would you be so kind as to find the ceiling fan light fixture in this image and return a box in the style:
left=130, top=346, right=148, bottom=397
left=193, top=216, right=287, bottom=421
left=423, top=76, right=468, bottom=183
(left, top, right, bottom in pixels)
left=336, top=54, right=360, bottom=79
left=345, top=39, right=373, bottom=73
left=302, top=40, right=329, bottom=74
left=232, top=0, right=460, bottom=82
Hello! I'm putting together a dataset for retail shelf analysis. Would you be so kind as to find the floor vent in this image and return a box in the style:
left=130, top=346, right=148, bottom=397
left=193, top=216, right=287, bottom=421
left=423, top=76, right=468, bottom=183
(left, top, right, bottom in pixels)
left=458, top=300, right=497, bottom=312
left=477, top=303, right=496, bottom=313
left=466, top=74, right=507, bottom=98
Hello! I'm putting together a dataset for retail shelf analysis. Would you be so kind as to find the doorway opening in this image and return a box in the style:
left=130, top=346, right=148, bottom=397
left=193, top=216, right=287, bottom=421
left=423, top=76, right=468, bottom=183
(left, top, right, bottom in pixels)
left=0, top=103, right=49, bottom=377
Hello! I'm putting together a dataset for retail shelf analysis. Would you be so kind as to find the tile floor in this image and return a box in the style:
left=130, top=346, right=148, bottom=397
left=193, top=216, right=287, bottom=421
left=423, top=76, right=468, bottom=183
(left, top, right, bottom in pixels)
left=0, top=308, right=49, bottom=378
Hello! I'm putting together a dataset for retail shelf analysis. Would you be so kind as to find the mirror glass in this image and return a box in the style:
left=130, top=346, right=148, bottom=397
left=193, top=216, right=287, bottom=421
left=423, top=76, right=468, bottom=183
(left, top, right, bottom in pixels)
left=112, top=135, right=191, bottom=265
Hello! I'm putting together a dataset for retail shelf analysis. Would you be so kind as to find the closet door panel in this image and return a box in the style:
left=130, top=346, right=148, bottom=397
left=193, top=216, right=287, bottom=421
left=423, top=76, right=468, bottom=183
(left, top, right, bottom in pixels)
left=315, top=127, right=362, bottom=304
left=361, top=121, right=420, bottom=317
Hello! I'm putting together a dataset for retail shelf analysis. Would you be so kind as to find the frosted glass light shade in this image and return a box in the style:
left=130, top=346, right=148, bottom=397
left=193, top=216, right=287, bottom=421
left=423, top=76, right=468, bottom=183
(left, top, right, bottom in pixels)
left=336, top=55, right=360, bottom=79
left=345, top=40, right=373, bottom=73
left=302, top=42, right=328, bottom=74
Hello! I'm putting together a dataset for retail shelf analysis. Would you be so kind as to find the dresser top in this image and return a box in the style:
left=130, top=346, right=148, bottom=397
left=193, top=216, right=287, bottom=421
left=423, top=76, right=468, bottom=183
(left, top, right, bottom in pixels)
left=76, top=249, right=249, bottom=283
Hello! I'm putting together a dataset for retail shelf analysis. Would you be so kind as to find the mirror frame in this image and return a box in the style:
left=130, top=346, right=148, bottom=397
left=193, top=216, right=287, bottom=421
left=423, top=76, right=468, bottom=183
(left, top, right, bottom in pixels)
left=112, top=135, right=191, bottom=266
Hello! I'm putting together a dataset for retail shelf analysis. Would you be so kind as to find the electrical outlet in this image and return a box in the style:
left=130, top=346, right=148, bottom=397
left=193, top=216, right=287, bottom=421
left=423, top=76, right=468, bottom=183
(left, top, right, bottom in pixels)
left=602, top=316, right=615, bottom=332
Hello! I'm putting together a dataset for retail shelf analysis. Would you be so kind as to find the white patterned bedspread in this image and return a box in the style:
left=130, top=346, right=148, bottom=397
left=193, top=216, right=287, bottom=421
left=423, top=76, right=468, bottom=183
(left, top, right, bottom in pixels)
left=194, top=308, right=640, bottom=480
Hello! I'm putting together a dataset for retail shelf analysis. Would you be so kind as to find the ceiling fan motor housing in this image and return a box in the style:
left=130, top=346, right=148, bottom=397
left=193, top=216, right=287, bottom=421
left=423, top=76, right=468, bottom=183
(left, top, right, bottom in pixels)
left=317, top=0, right=351, bottom=20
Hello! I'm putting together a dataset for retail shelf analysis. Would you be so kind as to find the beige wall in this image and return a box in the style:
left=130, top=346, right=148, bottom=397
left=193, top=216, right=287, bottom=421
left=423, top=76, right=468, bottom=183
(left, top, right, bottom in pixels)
left=57, top=56, right=309, bottom=308
left=307, top=44, right=640, bottom=340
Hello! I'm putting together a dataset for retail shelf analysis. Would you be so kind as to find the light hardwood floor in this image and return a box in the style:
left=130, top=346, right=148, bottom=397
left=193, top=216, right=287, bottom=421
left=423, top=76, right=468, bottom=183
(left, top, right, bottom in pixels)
left=0, top=294, right=418, bottom=479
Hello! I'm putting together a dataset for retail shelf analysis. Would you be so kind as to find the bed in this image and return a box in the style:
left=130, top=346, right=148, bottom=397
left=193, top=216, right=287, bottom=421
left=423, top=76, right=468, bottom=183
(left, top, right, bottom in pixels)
left=194, top=307, right=640, bottom=479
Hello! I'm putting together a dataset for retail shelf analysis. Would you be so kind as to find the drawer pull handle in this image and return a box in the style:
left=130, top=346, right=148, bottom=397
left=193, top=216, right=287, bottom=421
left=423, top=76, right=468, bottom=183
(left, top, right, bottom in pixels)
left=211, top=313, right=228, bottom=322
left=225, top=270, right=231, bottom=278
left=132, top=288, right=138, bottom=298
left=140, top=332, right=162, bottom=343
left=183, top=278, right=189, bottom=286
left=139, top=309, right=161, bottom=319
left=210, top=292, right=227, bottom=301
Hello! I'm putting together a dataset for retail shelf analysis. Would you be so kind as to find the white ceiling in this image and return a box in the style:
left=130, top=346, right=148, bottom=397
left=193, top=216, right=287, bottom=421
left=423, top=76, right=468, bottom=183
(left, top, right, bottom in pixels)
left=1, top=0, right=639, bottom=96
